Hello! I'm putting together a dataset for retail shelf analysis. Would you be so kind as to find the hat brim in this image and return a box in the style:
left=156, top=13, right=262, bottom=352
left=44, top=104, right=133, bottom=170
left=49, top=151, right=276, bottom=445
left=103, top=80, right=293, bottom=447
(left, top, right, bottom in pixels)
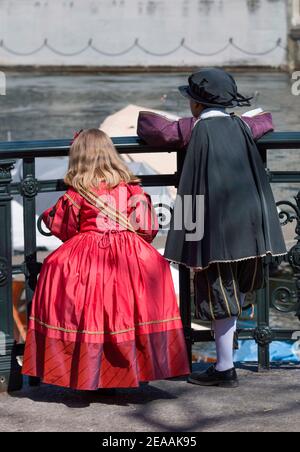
left=178, top=85, right=238, bottom=109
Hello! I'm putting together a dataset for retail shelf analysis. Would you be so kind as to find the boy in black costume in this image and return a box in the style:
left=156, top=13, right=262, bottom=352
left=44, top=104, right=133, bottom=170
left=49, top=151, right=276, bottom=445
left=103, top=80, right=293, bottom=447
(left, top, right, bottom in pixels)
left=164, top=68, right=287, bottom=387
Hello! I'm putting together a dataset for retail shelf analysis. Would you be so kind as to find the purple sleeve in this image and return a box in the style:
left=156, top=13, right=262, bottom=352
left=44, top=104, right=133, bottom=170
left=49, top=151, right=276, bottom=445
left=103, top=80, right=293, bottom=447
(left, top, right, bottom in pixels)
left=241, top=113, right=274, bottom=141
left=137, top=112, right=195, bottom=149
left=137, top=111, right=274, bottom=147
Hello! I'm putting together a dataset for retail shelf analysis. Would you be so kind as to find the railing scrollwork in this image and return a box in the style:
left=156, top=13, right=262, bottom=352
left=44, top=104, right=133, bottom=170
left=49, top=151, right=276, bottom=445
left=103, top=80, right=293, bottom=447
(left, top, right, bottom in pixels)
left=0, top=257, right=9, bottom=286
left=0, top=133, right=300, bottom=391
left=273, top=192, right=300, bottom=319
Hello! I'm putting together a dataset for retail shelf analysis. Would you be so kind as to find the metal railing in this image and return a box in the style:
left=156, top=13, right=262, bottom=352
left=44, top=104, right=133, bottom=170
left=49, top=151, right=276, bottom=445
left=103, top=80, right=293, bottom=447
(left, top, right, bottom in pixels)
left=0, top=132, right=300, bottom=391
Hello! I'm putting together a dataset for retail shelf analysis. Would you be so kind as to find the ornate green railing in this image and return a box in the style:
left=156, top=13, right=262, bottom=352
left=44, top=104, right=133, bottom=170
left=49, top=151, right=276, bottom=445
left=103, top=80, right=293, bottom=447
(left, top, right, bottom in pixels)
left=0, top=132, right=300, bottom=392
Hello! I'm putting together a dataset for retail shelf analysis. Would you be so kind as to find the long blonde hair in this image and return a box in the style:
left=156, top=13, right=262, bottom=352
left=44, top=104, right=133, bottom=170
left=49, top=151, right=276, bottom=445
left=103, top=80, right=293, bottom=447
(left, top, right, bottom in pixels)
left=64, top=129, right=140, bottom=191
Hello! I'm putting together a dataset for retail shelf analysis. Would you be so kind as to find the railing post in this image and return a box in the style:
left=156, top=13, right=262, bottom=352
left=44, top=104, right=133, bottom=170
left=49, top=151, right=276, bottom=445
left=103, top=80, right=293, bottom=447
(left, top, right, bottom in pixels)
left=21, top=158, right=40, bottom=386
left=177, top=150, right=193, bottom=369
left=254, top=262, right=272, bottom=371
left=21, top=159, right=39, bottom=303
left=254, top=145, right=272, bottom=371
left=179, top=266, right=192, bottom=368
left=0, top=159, right=22, bottom=392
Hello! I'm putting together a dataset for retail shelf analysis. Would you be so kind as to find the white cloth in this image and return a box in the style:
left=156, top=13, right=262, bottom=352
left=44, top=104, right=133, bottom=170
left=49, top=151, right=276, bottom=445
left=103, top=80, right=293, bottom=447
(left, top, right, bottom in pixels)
left=214, top=317, right=237, bottom=372
left=200, top=108, right=230, bottom=120
left=213, top=294, right=247, bottom=371
left=194, top=107, right=265, bottom=129
left=194, top=108, right=230, bottom=128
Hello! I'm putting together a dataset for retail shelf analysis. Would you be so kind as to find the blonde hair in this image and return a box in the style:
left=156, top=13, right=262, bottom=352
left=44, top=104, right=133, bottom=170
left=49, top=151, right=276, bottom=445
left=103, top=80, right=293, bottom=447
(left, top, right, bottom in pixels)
left=64, top=129, right=140, bottom=191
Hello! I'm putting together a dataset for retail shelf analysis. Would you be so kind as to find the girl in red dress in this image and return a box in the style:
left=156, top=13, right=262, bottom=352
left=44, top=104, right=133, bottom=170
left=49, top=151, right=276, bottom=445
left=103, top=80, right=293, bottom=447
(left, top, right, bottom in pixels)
left=22, top=129, right=189, bottom=390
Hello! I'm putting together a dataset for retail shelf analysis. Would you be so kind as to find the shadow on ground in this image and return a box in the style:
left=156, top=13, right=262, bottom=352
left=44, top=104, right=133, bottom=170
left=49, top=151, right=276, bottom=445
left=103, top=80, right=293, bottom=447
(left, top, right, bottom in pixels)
left=9, top=380, right=179, bottom=409
left=1, top=364, right=300, bottom=432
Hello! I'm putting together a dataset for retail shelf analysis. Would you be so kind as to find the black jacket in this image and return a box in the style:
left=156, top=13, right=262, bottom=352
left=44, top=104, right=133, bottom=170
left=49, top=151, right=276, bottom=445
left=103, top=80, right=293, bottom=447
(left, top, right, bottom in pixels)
left=164, top=115, right=287, bottom=269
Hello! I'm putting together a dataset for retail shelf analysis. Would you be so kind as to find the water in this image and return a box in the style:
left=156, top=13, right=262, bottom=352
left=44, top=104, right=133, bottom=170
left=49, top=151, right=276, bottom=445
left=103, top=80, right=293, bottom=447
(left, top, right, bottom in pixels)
left=0, top=71, right=299, bottom=202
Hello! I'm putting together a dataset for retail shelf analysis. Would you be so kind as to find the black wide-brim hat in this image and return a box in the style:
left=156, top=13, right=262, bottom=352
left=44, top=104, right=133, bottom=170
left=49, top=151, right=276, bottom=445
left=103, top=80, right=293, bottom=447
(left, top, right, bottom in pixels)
left=179, top=68, right=253, bottom=108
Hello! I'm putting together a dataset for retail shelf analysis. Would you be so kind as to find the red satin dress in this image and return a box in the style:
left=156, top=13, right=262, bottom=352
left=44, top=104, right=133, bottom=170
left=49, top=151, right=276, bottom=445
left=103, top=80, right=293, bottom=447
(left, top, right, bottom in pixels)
left=22, top=182, right=190, bottom=390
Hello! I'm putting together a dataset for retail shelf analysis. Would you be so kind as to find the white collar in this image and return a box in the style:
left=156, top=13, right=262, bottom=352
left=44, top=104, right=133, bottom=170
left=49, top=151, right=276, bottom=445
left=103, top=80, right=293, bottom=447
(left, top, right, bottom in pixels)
left=193, top=108, right=230, bottom=128
left=200, top=108, right=230, bottom=120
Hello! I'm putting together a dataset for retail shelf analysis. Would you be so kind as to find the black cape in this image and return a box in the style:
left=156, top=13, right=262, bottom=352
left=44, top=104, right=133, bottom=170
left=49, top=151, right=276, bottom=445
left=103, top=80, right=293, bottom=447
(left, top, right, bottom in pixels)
left=164, top=115, right=287, bottom=269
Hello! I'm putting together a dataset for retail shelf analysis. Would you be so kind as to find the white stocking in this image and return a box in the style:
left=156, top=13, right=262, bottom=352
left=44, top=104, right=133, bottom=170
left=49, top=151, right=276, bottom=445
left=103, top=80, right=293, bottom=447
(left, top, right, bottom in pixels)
left=213, top=317, right=237, bottom=372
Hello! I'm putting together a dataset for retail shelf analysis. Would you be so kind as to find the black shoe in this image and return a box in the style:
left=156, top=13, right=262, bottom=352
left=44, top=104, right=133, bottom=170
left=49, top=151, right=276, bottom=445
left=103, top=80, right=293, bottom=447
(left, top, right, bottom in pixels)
left=188, top=365, right=239, bottom=388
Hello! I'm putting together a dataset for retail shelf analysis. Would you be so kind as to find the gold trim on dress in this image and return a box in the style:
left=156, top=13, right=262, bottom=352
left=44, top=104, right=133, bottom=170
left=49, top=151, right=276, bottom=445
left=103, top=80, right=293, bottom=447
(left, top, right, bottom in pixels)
left=29, top=316, right=182, bottom=336
left=167, top=251, right=287, bottom=272
left=205, top=272, right=216, bottom=321
left=250, top=257, right=258, bottom=293
left=230, top=263, right=241, bottom=317
left=65, top=193, right=81, bottom=210
left=217, top=263, right=232, bottom=318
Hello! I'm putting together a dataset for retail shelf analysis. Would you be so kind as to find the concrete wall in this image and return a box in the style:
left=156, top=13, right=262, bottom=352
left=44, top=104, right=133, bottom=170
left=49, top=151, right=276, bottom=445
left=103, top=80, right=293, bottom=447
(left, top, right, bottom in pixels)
left=0, top=0, right=288, bottom=68
left=291, top=0, right=300, bottom=26
left=289, top=0, right=300, bottom=70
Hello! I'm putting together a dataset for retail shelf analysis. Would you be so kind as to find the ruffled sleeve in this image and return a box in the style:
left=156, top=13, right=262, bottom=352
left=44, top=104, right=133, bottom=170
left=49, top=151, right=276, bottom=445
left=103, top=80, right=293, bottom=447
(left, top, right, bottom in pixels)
left=42, top=188, right=82, bottom=242
left=241, top=112, right=274, bottom=141
left=127, top=184, right=159, bottom=243
left=137, top=112, right=196, bottom=149
left=138, top=111, right=274, bottom=147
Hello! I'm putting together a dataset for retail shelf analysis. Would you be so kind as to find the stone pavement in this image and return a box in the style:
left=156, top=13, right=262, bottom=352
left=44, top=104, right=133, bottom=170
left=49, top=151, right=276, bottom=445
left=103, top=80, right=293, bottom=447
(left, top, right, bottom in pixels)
left=0, top=364, right=300, bottom=432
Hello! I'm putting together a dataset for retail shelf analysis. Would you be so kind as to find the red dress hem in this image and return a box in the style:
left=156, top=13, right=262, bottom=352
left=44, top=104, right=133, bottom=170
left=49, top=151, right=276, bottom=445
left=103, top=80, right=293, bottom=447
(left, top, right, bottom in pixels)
left=23, top=328, right=190, bottom=390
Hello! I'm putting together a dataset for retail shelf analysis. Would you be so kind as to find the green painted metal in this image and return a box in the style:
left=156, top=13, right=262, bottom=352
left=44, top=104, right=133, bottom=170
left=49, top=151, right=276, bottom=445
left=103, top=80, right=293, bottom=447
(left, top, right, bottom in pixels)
left=22, top=159, right=41, bottom=387
left=0, top=160, right=22, bottom=392
left=0, top=132, right=299, bottom=391
left=0, top=131, right=298, bottom=158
